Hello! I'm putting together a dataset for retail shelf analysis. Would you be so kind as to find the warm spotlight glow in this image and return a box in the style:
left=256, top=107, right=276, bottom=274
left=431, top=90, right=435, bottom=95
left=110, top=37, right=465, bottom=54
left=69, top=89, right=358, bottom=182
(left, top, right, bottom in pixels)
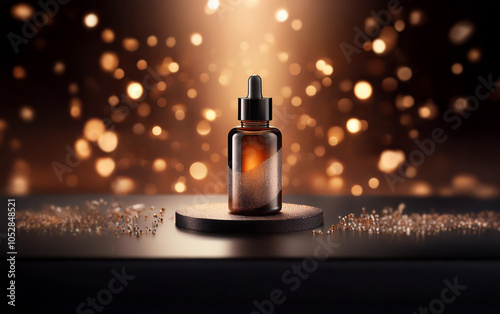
left=174, top=181, right=186, bottom=193
left=305, top=85, right=317, bottom=97
left=205, top=109, right=216, bottom=121
left=378, top=150, right=405, bottom=173
left=207, top=0, right=220, bottom=10
left=275, top=9, right=289, bottom=22
left=190, top=162, right=208, bottom=180
left=372, top=39, right=386, bottom=54
left=326, top=161, right=344, bottom=176
left=153, top=159, right=167, bottom=172
left=346, top=118, right=362, bottom=134
left=74, top=138, right=92, bottom=159
left=191, top=33, right=203, bottom=46
left=196, top=121, right=211, bottom=135
left=95, top=158, right=115, bottom=177
left=397, top=66, right=413, bottom=81
left=127, top=82, right=143, bottom=100
left=11, top=4, right=34, bottom=20
left=354, top=81, right=373, bottom=100
left=368, top=178, right=380, bottom=189
left=168, top=62, right=179, bottom=73
left=83, top=118, right=106, bottom=142
left=351, top=185, right=363, bottom=196
left=97, top=131, right=118, bottom=153
left=100, top=52, right=119, bottom=72
left=84, top=13, right=98, bottom=28
left=152, top=126, right=162, bottom=136
left=291, top=19, right=302, bottom=30
left=20, top=106, right=34, bottom=122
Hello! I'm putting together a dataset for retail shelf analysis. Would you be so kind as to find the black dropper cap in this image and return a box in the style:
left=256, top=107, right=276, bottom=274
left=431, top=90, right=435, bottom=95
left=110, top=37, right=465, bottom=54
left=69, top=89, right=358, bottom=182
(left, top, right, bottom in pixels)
left=238, top=75, right=272, bottom=121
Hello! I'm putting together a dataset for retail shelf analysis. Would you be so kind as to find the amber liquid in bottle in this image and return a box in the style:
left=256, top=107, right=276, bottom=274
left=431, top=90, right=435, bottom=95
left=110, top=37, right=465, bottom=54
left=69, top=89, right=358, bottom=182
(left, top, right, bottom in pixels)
left=228, top=75, right=282, bottom=215
left=228, top=121, right=282, bottom=215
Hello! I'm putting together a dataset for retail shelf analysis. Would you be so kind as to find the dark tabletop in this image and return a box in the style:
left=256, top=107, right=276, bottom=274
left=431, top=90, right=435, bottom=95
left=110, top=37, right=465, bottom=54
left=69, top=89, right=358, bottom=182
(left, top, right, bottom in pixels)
left=4, top=194, right=500, bottom=259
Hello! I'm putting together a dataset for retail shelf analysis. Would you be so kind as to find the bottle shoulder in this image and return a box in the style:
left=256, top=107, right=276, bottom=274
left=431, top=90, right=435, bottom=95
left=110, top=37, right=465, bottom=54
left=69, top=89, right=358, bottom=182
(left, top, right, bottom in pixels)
left=228, top=126, right=281, bottom=137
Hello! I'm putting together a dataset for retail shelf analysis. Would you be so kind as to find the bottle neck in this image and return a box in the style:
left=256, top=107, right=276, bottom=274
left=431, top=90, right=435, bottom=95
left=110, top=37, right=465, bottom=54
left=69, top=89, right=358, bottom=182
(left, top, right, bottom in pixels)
left=241, top=120, right=269, bottom=128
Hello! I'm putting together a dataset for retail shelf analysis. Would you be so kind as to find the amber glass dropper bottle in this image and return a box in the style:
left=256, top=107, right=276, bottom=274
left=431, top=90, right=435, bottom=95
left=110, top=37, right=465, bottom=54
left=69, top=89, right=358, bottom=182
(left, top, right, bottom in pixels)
left=228, top=75, right=282, bottom=215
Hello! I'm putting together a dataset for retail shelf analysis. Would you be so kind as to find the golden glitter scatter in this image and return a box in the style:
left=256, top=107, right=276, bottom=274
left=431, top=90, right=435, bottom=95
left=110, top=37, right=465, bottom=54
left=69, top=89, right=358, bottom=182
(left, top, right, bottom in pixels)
left=327, top=203, right=500, bottom=236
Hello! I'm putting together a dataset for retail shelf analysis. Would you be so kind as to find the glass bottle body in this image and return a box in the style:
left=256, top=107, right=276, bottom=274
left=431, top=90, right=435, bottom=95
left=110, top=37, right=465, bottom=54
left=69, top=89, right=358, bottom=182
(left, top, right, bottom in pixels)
left=228, top=121, right=282, bottom=215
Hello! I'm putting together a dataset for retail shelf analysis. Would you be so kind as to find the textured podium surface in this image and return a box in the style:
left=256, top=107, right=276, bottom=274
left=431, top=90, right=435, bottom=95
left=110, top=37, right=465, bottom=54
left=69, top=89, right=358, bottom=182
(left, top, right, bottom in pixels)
left=175, top=203, right=323, bottom=233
